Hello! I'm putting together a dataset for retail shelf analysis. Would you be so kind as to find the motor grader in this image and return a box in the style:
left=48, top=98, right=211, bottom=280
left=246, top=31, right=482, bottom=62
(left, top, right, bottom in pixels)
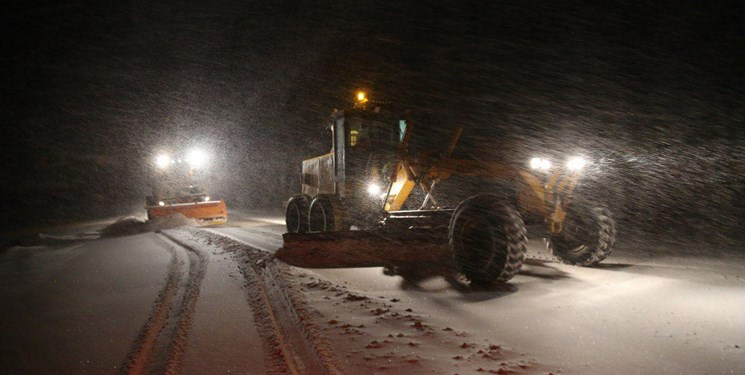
left=278, top=93, right=616, bottom=286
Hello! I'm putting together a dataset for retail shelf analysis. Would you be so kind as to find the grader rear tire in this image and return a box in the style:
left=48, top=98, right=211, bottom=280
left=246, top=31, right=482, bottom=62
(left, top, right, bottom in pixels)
left=285, top=195, right=309, bottom=233
left=548, top=205, right=616, bottom=266
left=308, top=196, right=345, bottom=232
left=449, top=194, right=528, bottom=286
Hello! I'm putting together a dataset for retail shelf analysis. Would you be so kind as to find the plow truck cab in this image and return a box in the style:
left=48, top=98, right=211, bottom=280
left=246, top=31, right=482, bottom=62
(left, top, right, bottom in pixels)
left=145, top=149, right=228, bottom=225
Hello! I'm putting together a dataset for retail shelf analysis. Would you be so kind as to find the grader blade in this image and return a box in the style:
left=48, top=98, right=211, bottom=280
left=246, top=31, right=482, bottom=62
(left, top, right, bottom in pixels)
left=277, top=230, right=449, bottom=268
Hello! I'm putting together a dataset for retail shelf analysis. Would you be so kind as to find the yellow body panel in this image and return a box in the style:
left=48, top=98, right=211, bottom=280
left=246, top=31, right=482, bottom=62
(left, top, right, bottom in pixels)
left=517, top=170, right=549, bottom=215
left=385, top=164, right=417, bottom=211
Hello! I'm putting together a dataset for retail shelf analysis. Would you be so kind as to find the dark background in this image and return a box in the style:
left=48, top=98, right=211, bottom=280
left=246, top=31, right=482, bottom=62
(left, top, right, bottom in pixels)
left=2, top=0, right=744, bottom=246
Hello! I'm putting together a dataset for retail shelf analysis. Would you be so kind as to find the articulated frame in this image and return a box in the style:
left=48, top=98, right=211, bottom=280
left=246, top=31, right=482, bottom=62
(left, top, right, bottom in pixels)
left=382, top=123, right=580, bottom=234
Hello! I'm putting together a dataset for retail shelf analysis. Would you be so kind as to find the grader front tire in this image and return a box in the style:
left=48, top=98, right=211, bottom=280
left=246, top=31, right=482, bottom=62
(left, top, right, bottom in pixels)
left=449, top=194, right=528, bottom=286
left=548, top=206, right=616, bottom=266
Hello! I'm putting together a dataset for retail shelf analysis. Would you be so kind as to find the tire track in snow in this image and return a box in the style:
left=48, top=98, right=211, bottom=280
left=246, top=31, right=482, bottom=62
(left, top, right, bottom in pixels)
left=118, top=233, right=207, bottom=375
left=168, top=228, right=342, bottom=375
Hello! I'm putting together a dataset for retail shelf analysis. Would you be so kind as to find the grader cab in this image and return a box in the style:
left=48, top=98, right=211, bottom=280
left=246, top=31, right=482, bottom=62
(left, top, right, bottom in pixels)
left=278, top=93, right=616, bottom=286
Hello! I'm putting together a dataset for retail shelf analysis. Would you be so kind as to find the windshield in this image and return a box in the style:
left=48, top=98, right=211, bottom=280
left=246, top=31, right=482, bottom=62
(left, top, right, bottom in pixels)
left=347, top=117, right=406, bottom=149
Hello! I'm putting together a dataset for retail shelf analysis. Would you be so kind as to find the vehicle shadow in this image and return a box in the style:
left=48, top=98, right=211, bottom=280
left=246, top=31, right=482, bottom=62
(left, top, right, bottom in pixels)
left=393, top=257, right=637, bottom=303
left=518, top=258, right=572, bottom=280
left=393, top=257, right=582, bottom=301
left=397, top=275, right=519, bottom=303
left=390, top=263, right=519, bottom=302
left=455, top=281, right=519, bottom=302
left=590, top=262, right=634, bottom=270
left=522, top=258, right=634, bottom=277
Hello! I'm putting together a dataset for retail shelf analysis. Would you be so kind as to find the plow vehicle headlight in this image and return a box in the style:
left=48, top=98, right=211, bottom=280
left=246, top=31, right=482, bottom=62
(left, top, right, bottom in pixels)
left=186, top=148, right=208, bottom=168
left=529, top=157, right=551, bottom=171
left=155, top=154, right=171, bottom=169
left=158, top=201, right=165, bottom=206
left=566, top=156, right=587, bottom=171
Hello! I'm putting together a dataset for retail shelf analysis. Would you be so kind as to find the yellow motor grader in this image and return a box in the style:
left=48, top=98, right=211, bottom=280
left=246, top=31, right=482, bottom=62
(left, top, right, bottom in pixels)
left=278, top=93, right=615, bottom=286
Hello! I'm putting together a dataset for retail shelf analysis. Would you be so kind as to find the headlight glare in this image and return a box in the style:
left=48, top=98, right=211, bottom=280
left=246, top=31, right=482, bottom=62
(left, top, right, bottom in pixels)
left=530, top=157, right=551, bottom=171
left=186, top=148, right=208, bottom=168
left=566, top=156, right=587, bottom=171
left=155, top=154, right=171, bottom=169
left=367, top=183, right=382, bottom=196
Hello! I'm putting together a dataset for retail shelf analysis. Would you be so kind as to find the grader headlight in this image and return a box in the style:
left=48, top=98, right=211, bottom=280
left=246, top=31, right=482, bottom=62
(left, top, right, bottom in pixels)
left=566, top=156, right=587, bottom=172
left=367, top=183, right=382, bottom=196
left=529, top=157, right=551, bottom=171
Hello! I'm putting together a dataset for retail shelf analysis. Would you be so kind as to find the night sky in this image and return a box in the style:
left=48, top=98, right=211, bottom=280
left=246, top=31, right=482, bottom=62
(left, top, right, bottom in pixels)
left=2, top=0, right=744, bottom=240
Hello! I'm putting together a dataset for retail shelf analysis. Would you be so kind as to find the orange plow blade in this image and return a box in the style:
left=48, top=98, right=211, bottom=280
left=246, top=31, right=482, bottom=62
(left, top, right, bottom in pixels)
left=147, top=200, right=228, bottom=225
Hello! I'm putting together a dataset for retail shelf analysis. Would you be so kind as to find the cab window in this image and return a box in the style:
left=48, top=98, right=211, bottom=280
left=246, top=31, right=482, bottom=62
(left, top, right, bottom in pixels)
left=398, top=120, right=407, bottom=142
left=347, top=117, right=405, bottom=148
left=347, top=117, right=363, bottom=147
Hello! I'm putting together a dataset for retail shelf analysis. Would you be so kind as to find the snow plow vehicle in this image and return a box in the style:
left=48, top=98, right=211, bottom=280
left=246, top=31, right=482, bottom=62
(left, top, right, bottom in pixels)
left=278, top=93, right=615, bottom=286
left=145, top=149, right=228, bottom=225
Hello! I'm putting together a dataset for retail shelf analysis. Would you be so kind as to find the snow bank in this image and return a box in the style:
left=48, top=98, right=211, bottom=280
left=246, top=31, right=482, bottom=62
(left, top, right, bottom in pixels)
left=2, top=215, right=202, bottom=249
left=99, top=214, right=200, bottom=238
left=97, top=217, right=149, bottom=237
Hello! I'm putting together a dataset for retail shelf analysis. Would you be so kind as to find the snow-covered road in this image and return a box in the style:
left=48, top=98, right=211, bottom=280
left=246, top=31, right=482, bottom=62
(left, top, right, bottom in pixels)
left=0, top=233, right=172, bottom=373
left=0, top=227, right=268, bottom=374
left=209, top=212, right=745, bottom=374
left=2, top=212, right=744, bottom=374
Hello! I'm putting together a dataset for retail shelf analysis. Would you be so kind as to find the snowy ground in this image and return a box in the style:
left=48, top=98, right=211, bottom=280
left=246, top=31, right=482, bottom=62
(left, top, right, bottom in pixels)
left=1, top=211, right=744, bottom=374
left=1, top=216, right=267, bottom=374
left=0, top=233, right=171, bottom=373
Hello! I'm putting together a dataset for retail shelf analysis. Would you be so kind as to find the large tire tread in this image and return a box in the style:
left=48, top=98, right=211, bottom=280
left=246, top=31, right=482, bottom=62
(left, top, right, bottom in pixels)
left=308, top=196, right=345, bottom=232
left=285, top=195, right=309, bottom=233
left=449, top=194, right=528, bottom=285
left=548, top=206, right=616, bottom=266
